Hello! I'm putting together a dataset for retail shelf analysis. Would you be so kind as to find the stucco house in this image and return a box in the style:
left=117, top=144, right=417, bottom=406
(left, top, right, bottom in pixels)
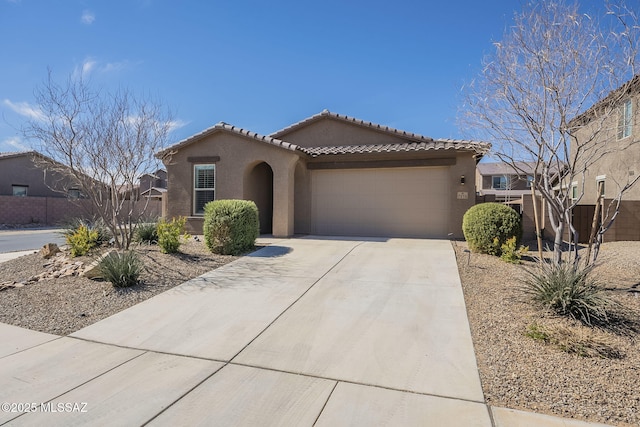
left=475, top=161, right=538, bottom=202
left=0, top=151, right=84, bottom=198
left=0, top=151, right=94, bottom=225
left=156, top=110, right=490, bottom=238
left=569, top=75, right=640, bottom=241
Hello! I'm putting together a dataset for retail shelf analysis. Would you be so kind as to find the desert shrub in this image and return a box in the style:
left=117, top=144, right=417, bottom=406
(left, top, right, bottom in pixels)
left=157, top=216, right=189, bottom=254
left=525, top=323, right=622, bottom=358
left=521, top=261, right=617, bottom=327
left=462, top=203, right=522, bottom=255
left=67, top=225, right=99, bottom=257
left=61, top=217, right=111, bottom=246
left=134, top=220, right=159, bottom=244
left=500, top=236, right=529, bottom=264
left=99, top=251, right=143, bottom=288
left=203, top=199, right=259, bottom=255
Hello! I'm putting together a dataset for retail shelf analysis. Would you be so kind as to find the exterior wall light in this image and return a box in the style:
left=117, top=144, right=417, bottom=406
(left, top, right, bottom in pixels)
left=460, top=175, right=465, bottom=185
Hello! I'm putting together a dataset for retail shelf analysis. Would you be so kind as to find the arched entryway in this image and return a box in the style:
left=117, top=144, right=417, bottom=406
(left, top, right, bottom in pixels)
left=244, top=162, right=274, bottom=234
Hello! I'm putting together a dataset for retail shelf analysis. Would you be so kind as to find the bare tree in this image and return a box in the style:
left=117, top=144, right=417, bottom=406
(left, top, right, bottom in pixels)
left=459, top=0, right=639, bottom=264
left=23, top=71, right=173, bottom=249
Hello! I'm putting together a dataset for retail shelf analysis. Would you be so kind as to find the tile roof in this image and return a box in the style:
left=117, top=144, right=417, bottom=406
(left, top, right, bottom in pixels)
left=569, top=74, right=640, bottom=127
left=0, top=151, right=35, bottom=160
left=156, top=122, right=303, bottom=159
left=157, top=112, right=490, bottom=159
left=271, top=109, right=489, bottom=146
left=300, top=140, right=489, bottom=157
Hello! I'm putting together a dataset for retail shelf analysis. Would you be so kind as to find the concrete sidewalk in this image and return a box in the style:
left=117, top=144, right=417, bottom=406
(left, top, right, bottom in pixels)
left=0, top=237, right=614, bottom=426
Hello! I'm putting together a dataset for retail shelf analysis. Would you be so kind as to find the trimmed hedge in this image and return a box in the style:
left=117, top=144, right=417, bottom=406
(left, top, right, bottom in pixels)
left=203, top=200, right=259, bottom=255
left=462, top=203, right=522, bottom=255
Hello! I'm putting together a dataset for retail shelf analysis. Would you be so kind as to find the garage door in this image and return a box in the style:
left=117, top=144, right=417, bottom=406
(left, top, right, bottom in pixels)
left=311, top=167, right=450, bottom=238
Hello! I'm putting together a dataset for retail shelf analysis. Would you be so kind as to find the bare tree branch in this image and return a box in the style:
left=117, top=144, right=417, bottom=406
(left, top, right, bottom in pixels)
left=22, top=70, right=173, bottom=249
left=459, top=0, right=639, bottom=264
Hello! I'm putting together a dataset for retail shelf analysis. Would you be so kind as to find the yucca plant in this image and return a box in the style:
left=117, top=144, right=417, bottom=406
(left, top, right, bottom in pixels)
left=98, top=251, right=143, bottom=288
left=521, top=260, right=616, bottom=327
left=134, top=220, right=158, bottom=244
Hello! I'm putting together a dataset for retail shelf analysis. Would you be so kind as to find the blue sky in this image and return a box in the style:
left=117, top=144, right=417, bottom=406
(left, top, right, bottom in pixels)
left=0, top=0, right=522, bottom=153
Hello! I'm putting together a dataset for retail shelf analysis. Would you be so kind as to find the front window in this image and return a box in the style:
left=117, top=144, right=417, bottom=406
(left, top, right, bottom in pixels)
left=596, top=176, right=606, bottom=198
left=618, top=99, right=633, bottom=139
left=194, top=164, right=215, bottom=215
left=492, top=175, right=507, bottom=190
left=68, top=188, right=82, bottom=199
left=12, top=185, right=28, bottom=197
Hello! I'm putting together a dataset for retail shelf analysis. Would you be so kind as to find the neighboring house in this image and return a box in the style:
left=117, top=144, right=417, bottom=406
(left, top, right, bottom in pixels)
left=569, top=75, right=640, bottom=241
left=139, top=169, right=167, bottom=200
left=139, top=169, right=167, bottom=193
left=0, top=151, right=96, bottom=225
left=0, top=151, right=82, bottom=198
left=156, top=110, right=490, bottom=238
left=476, top=162, right=537, bottom=205
left=570, top=75, right=640, bottom=205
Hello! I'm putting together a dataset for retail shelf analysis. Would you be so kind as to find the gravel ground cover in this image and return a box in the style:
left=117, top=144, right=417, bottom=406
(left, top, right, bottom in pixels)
left=455, top=240, right=640, bottom=427
left=2, top=234, right=639, bottom=426
left=0, top=238, right=242, bottom=335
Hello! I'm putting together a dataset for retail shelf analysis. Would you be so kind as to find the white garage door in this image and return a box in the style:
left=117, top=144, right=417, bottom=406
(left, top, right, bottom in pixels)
left=311, top=167, right=450, bottom=238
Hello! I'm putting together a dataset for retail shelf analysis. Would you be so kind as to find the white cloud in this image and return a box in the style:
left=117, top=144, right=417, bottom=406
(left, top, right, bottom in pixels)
left=81, top=10, right=95, bottom=25
left=72, top=58, right=97, bottom=79
left=2, top=99, right=45, bottom=121
left=73, top=58, right=132, bottom=79
left=3, top=136, right=30, bottom=152
left=167, top=119, right=188, bottom=132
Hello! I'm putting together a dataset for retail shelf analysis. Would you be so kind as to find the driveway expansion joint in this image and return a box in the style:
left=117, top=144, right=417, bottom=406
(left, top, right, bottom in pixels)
left=227, top=360, right=486, bottom=406
left=225, top=241, right=367, bottom=364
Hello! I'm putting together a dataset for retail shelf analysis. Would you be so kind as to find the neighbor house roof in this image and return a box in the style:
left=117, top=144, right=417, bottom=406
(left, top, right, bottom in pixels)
left=569, top=74, right=640, bottom=128
left=477, top=161, right=539, bottom=176
left=0, top=151, right=38, bottom=160
left=156, top=122, right=304, bottom=159
left=157, top=111, right=491, bottom=159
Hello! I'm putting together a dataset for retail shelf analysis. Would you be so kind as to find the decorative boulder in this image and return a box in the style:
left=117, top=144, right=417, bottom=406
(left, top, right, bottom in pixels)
left=39, top=243, right=61, bottom=259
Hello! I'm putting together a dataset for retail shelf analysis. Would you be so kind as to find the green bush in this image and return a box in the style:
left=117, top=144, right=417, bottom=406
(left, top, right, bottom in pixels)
left=203, top=200, right=259, bottom=255
left=500, top=236, right=529, bottom=264
left=61, top=217, right=111, bottom=246
left=99, top=251, right=143, bottom=288
left=134, top=220, right=158, bottom=244
left=521, top=261, right=617, bottom=327
left=67, top=225, right=99, bottom=257
left=462, top=203, right=522, bottom=255
left=157, top=216, right=189, bottom=254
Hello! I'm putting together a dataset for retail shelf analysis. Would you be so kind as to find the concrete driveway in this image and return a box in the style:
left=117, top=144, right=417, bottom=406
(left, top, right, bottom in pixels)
left=0, top=237, right=612, bottom=426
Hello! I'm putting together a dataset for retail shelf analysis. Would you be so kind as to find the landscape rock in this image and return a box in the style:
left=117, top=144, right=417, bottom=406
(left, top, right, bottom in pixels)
left=39, top=243, right=61, bottom=259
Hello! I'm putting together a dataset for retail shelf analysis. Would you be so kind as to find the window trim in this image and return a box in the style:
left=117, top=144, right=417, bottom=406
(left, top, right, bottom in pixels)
left=570, top=182, right=578, bottom=202
left=193, top=164, right=215, bottom=215
left=12, top=185, right=28, bottom=197
left=618, top=99, right=633, bottom=140
left=595, top=175, right=606, bottom=198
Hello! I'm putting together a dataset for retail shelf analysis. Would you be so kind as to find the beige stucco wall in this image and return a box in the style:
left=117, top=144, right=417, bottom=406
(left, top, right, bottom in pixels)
left=294, top=161, right=312, bottom=234
left=572, top=96, right=640, bottom=204
left=447, top=154, right=477, bottom=239
left=162, top=131, right=300, bottom=236
left=0, top=154, right=79, bottom=197
left=276, top=117, right=411, bottom=147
